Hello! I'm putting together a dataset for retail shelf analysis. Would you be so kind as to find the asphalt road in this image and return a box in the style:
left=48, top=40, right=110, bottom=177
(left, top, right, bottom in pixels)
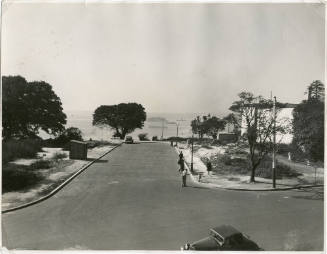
left=2, top=143, right=324, bottom=250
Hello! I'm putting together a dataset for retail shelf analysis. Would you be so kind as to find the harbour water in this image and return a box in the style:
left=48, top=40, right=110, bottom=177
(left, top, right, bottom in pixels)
left=65, top=111, right=203, bottom=141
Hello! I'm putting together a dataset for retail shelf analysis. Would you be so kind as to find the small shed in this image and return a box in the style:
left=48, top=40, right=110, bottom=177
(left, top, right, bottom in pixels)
left=70, top=140, right=87, bottom=160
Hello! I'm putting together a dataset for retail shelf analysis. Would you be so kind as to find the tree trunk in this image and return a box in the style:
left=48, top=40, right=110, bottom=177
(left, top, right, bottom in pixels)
left=249, top=146, right=257, bottom=183
left=250, top=156, right=261, bottom=183
left=121, top=128, right=128, bottom=140
left=250, top=167, right=256, bottom=182
left=115, top=128, right=123, bottom=139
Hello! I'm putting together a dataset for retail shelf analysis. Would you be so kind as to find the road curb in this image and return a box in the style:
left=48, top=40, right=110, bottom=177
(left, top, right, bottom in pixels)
left=206, top=183, right=324, bottom=191
left=2, top=143, right=122, bottom=214
left=173, top=147, right=324, bottom=192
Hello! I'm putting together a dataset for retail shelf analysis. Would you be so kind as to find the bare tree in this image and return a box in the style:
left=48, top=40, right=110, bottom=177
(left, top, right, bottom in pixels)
left=230, top=92, right=290, bottom=182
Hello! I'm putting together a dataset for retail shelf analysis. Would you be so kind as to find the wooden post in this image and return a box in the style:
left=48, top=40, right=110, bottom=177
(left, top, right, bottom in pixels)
left=191, top=134, right=194, bottom=173
left=272, top=96, right=277, bottom=188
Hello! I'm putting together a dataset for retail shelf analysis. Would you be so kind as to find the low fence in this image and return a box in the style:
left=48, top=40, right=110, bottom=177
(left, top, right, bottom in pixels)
left=218, top=133, right=237, bottom=143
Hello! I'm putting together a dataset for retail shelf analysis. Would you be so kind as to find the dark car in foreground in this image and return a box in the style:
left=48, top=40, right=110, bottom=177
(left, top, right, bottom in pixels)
left=183, top=225, right=262, bottom=251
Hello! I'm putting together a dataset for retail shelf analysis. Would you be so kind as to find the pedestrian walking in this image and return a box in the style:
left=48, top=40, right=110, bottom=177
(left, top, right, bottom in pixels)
left=206, top=160, right=212, bottom=176
left=179, top=151, right=184, bottom=160
left=178, top=157, right=184, bottom=172
left=177, top=157, right=187, bottom=187
left=181, top=167, right=187, bottom=187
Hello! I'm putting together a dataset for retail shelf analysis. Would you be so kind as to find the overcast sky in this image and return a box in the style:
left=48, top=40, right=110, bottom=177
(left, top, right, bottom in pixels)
left=1, top=2, right=325, bottom=116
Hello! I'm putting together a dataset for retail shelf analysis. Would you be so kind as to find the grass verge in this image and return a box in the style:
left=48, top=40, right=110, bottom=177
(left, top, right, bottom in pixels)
left=2, top=139, right=42, bottom=164
left=2, top=163, right=45, bottom=193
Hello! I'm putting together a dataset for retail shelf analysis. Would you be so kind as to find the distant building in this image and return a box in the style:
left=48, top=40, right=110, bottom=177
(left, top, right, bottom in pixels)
left=240, top=103, right=297, bottom=144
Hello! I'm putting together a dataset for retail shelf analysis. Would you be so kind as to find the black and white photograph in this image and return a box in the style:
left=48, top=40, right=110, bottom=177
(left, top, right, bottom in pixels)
left=1, top=1, right=325, bottom=251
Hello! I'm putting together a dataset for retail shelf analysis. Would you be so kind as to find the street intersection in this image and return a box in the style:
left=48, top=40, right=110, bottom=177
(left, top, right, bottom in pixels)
left=2, top=143, right=324, bottom=250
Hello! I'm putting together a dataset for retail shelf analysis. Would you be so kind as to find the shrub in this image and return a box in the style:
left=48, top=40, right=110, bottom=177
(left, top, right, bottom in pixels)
left=2, top=164, right=44, bottom=193
left=206, top=154, right=248, bottom=175
left=165, top=136, right=188, bottom=142
left=53, top=152, right=68, bottom=160
left=220, top=154, right=232, bottom=165
left=30, top=160, right=53, bottom=170
left=54, top=127, right=83, bottom=147
left=113, top=132, right=121, bottom=138
left=276, top=162, right=302, bottom=177
left=152, top=136, right=158, bottom=141
left=277, top=143, right=291, bottom=156
left=201, top=144, right=212, bottom=149
left=87, top=140, right=115, bottom=148
left=2, top=139, right=42, bottom=164
left=288, top=141, right=308, bottom=163
left=255, top=157, right=302, bottom=179
left=211, top=139, right=221, bottom=145
left=231, top=157, right=248, bottom=165
left=138, top=133, right=149, bottom=141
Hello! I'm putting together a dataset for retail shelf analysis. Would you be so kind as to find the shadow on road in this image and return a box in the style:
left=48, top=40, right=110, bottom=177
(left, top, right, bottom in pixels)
left=86, top=158, right=108, bottom=163
left=291, top=187, right=324, bottom=201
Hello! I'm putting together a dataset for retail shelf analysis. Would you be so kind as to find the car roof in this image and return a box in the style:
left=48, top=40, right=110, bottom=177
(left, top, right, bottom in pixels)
left=210, top=225, right=241, bottom=239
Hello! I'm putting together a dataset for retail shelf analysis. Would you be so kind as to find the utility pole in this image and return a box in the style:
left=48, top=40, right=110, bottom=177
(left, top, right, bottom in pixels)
left=272, top=96, right=277, bottom=188
left=191, top=133, right=194, bottom=173
left=161, top=119, right=164, bottom=140
left=176, top=122, right=179, bottom=137
left=174, top=121, right=180, bottom=146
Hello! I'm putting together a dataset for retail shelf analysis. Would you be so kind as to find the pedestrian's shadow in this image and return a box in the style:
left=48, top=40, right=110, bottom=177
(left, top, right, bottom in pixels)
left=86, top=158, right=108, bottom=163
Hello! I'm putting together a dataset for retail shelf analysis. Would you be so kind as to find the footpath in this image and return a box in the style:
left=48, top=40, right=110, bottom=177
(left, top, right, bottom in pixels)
left=174, top=145, right=324, bottom=191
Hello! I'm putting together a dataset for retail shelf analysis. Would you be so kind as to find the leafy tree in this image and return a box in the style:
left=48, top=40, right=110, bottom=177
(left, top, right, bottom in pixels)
left=2, top=76, right=66, bottom=139
left=25, top=81, right=67, bottom=136
left=223, top=113, right=241, bottom=136
left=2, top=76, right=29, bottom=139
left=203, top=116, right=226, bottom=139
left=191, top=114, right=225, bottom=139
left=191, top=116, right=206, bottom=139
left=93, top=103, right=146, bottom=139
left=230, top=92, right=289, bottom=182
left=306, top=80, right=324, bottom=102
left=138, top=133, right=149, bottom=141
left=293, top=82, right=324, bottom=162
left=55, top=127, right=83, bottom=145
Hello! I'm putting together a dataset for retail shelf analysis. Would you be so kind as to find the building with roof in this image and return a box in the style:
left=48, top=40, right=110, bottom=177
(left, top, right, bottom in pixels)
left=240, top=103, right=297, bottom=144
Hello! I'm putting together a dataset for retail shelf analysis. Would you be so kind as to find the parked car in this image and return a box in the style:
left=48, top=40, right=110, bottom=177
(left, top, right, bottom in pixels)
left=183, top=225, right=262, bottom=251
left=124, top=136, right=134, bottom=144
